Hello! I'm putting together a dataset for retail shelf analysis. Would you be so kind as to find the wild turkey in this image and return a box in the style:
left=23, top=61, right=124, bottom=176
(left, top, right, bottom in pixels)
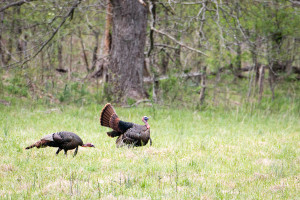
left=100, top=103, right=152, bottom=147
left=25, top=131, right=95, bottom=156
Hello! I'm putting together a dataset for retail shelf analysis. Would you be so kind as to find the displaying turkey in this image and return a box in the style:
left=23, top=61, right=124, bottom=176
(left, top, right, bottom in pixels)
left=100, top=103, right=152, bottom=147
left=25, top=131, right=95, bottom=157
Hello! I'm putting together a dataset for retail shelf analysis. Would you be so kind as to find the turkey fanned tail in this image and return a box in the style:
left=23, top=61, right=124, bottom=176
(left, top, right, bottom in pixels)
left=100, top=103, right=121, bottom=132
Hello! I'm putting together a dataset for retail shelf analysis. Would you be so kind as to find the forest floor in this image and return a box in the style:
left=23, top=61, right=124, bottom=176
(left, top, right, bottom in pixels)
left=0, top=102, right=299, bottom=199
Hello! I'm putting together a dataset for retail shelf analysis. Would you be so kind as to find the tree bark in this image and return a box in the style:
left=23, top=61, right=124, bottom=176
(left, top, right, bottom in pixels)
left=258, top=65, right=265, bottom=103
left=199, top=66, right=207, bottom=105
left=103, top=0, right=112, bottom=83
left=90, top=30, right=99, bottom=73
left=161, top=8, right=169, bottom=75
left=109, top=0, right=147, bottom=102
left=78, top=29, right=90, bottom=73
left=235, top=42, right=242, bottom=78
left=268, top=64, right=276, bottom=100
left=57, top=41, right=63, bottom=70
left=68, top=35, right=72, bottom=80
left=16, top=6, right=23, bottom=62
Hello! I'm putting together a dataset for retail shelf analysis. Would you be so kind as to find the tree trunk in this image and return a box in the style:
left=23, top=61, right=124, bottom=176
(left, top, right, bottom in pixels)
left=57, top=42, right=63, bottom=70
left=235, top=42, right=242, bottom=78
left=90, top=31, right=99, bottom=73
left=268, top=64, right=276, bottom=100
left=103, top=0, right=112, bottom=83
left=109, top=0, right=147, bottom=102
left=1, top=10, right=14, bottom=65
left=78, top=29, right=90, bottom=73
left=258, top=65, right=265, bottom=103
left=161, top=9, right=170, bottom=75
left=199, top=66, right=207, bottom=105
left=69, top=35, right=72, bottom=80
left=16, top=6, right=23, bottom=62
left=0, top=12, right=4, bottom=67
left=41, top=50, right=44, bottom=82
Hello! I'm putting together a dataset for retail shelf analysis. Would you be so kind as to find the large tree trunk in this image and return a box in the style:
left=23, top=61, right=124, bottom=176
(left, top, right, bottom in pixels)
left=109, top=0, right=147, bottom=103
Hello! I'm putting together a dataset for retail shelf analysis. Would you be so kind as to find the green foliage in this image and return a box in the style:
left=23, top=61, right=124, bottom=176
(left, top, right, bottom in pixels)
left=58, top=84, right=71, bottom=102
left=160, top=76, right=182, bottom=102
left=126, top=97, right=136, bottom=106
left=103, top=82, right=113, bottom=102
left=58, top=82, right=92, bottom=105
left=7, top=76, right=29, bottom=97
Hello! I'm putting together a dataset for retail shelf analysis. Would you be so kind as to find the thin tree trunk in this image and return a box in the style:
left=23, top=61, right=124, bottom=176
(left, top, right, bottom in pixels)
left=199, top=66, right=207, bottom=105
left=57, top=41, right=63, bottom=70
left=268, top=64, right=275, bottom=100
left=161, top=9, right=169, bottom=75
left=103, top=0, right=112, bottom=83
left=16, top=6, right=23, bottom=62
left=90, top=31, right=99, bottom=73
left=213, top=68, right=221, bottom=105
left=234, top=2, right=242, bottom=79
left=253, top=51, right=259, bottom=85
left=78, top=29, right=90, bottom=72
left=68, top=35, right=72, bottom=81
left=47, top=48, right=54, bottom=82
left=235, top=42, right=242, bottom=78
left=23, top=34, right=28, bottom=59
left=247, top=65, right=255, bottom=101
left=258, top=65, right=265, bottom=103
left=0, top=12, right=4, bottom=67
left=1, top=10, right=14, bottom=65
left=41, top=50, right=44, bottom=82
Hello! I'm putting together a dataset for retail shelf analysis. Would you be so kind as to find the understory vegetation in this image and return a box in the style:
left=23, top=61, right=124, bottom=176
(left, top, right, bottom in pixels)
left=0, top=93, right=299, bottom=199
left=1, top=66, right=300, bottom=110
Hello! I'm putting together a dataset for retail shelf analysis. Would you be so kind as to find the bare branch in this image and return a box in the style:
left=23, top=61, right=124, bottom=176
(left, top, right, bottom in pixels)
left=138, top=0, right=147, bottom=6
left=289, top=0, right=300, bottom=7
left=176, top=1, right=206, bottom=5
left=147, top=0, right=156, bottom=56
left=6, top=0, right=82, bottom=68
left=151, top=27, right=208, bottom=56
left=0, top=0, right=35, bottom=12
left=154, top=43, right=179, bottom=50
left=144, top=72, right=203, bottom=82
left=78, top=28, right=90, bottom=72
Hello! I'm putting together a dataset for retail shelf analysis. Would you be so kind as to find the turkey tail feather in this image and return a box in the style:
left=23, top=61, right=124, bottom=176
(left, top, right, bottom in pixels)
left=25, top=140, right=47, bottom=149
left=25, top=143, right=36, bottom=149
left=100, top=103, right=120, bottom=131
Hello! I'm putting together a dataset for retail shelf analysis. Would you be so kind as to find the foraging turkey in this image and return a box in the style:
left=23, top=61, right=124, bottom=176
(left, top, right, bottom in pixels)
left=100, top=103, right=152, bottom=147
left=25, top=131, right=95, bottom=156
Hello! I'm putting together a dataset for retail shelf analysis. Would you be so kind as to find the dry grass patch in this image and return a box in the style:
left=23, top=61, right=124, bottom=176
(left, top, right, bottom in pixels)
left=0, top=164, right=15, bottom=172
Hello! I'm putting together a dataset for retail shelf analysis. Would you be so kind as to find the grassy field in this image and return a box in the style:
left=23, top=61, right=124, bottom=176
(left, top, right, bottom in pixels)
left=0, top=102, right=299, bottom=199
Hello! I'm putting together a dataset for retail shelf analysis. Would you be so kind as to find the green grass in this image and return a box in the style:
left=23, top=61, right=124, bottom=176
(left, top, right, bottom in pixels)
left=0, top=103, right=299, bottom=199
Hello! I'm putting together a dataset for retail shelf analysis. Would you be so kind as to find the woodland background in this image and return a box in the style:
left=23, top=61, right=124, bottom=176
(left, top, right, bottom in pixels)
left=0, top=0, right=299, bottom=108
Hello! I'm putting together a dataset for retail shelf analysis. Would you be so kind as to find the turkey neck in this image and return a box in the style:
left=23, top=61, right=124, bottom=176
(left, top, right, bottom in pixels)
left=144, top=121, right=150, bottom=129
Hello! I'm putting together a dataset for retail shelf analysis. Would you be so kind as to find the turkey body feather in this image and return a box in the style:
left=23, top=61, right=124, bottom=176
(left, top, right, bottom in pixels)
left=100, top=103, right=152, bottom=147
left=25, top=131, right=94, bottom=156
